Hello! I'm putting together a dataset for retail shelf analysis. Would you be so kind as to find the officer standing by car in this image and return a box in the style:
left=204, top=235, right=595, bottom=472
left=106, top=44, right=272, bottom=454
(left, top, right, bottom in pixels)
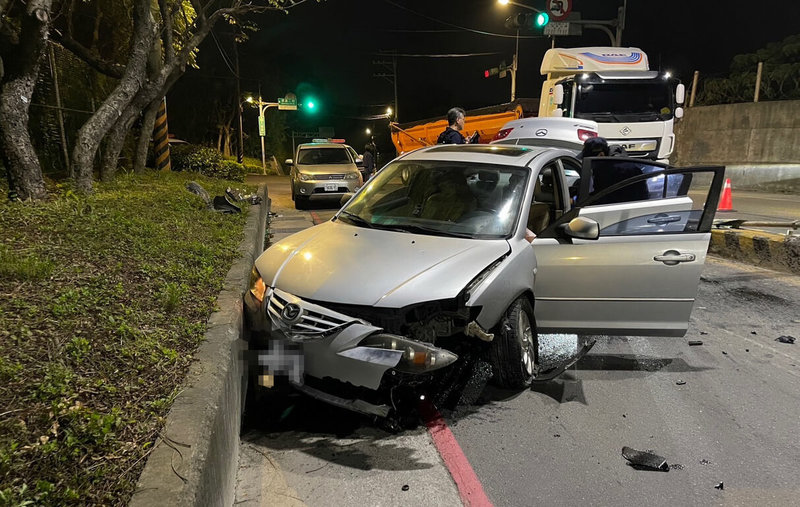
left=362, top=142, right=375, bottom=180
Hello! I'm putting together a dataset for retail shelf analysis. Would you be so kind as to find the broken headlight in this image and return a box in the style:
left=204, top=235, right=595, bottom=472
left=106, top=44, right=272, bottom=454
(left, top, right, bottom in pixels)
left=249, top=266, right=268, bottom=303
left=359, top=334, right=458, bottom=374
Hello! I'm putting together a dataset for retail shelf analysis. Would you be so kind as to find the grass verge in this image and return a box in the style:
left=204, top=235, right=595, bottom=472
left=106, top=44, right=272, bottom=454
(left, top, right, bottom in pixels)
left=0, top=172, right=254, bottom=505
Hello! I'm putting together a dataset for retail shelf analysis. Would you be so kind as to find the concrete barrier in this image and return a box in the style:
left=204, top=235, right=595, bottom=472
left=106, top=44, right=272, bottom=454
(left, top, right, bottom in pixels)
left=710, top=228, right=800, bottom=274
left=130, top=185, right=268, bottom=507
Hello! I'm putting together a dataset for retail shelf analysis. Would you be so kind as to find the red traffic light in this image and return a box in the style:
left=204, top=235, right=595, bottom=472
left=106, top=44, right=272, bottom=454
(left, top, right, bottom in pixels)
left=484, top=70, right=490, bottom=78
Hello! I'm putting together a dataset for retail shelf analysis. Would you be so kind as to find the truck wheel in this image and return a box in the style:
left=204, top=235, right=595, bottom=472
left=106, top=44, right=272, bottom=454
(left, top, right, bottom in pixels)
left=489, top=296, right=536, bottom=388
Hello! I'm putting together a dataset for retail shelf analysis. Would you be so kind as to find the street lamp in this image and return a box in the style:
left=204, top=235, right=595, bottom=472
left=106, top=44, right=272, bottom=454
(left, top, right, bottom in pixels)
left=245, top=94, right=282, bottom=174
left=386, top=107, right=393, bottom=118
left=365, top=128, right=372, bottom=135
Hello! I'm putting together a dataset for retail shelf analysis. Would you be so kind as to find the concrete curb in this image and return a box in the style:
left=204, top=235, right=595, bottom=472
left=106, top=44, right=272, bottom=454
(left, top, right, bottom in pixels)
left=130, top=184, right=268, bottom=507
left=710, top=228, right=800, bottom=274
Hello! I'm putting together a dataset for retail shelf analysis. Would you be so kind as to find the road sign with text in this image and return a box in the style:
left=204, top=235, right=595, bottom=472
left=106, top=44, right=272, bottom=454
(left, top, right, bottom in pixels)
left=278, top=97, right=297, bottom=110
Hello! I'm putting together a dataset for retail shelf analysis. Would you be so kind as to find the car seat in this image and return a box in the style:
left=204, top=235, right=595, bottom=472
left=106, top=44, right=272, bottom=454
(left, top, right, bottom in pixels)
left=527, top=171, right=556, bottom=234
left=420, top=170, right=477, bottom=222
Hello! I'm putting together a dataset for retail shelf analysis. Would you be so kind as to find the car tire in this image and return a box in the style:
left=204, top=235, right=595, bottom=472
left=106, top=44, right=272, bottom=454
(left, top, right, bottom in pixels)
left=489, top=296, right=536, bottom=388
left=295, top=195, right=309, bottom=210
left=291, top=184, right=296, bottom=202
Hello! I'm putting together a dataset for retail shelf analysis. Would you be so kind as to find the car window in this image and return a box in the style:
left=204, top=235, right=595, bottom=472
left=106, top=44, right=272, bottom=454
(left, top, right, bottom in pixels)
left=340, top=161, right=528, bottom=239
left=577, top=160, right=722, bottom=236
left=297, top=147, right=351, bottom=165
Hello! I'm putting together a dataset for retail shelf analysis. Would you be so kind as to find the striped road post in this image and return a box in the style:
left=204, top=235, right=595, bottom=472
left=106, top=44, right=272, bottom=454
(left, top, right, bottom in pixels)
left=153, top=97, right=171, bottom=171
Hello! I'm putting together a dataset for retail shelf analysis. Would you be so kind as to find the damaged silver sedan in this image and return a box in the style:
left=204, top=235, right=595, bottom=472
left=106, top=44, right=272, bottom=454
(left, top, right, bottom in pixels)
left=245, top=144, right=725, bottom=418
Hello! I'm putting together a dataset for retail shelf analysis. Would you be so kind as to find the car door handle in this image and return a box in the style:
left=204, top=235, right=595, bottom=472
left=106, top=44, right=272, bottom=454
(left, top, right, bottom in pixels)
left=654, top=250, right=696, bottom=265
left=647, top=214, right=682, bottom=224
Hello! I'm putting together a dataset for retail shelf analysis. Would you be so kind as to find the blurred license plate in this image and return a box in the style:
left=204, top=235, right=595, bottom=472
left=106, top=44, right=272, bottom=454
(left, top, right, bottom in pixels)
left=324, top=183, right=337, bottom=191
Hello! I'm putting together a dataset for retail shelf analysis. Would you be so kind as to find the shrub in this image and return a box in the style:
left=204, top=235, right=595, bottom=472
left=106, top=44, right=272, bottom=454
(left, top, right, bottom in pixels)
left=167, top=145, right=244, bottom=181
left=220, top=160, right=246, bottom=182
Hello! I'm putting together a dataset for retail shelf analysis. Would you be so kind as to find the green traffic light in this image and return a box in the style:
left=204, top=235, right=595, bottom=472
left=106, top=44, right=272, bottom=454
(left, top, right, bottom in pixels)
left=535, top=12, right=549, bottom=28
left=307, top=101, right=315, bottom=110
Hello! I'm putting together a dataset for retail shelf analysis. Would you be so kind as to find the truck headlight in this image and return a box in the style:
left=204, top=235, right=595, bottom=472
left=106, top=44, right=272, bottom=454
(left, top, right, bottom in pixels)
left=344, top=172, right=360, bottom=180
left=358, top=334, right=458, bottom=373
left=249, top=266, right=268, bottom=303
left=298, top=172, right=313, bottom=181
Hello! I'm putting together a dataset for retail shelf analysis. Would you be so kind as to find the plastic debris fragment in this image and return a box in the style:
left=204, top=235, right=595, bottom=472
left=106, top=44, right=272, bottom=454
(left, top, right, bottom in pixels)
left=714, top=482, right=724, bottom=490
left=688, top=340, right=703, bottom=346
left=621, top=446, right=670, bottom=471
left=776, top=335, right=796, bottom=344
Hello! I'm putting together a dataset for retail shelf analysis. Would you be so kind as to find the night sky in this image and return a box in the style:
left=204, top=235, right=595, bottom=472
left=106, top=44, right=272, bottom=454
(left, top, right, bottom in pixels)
left=168, top=0, right=800, bottom=157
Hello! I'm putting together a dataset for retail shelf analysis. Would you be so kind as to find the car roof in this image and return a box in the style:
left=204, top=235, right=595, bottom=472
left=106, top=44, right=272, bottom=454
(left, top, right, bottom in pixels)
left=398, top=144, right=574, bottom=166
left=298, top=142, right=347, bottom=149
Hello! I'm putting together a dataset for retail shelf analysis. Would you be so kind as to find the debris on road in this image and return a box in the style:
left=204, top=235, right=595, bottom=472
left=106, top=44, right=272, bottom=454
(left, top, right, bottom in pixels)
left=715, top=482, right=724, bottom=490
left=688, top=340, right=703, bottom=346
left=722, top=351, right=728, bottom=355
left=621, top=446, right=670, bottom=471
left=676, top=380, right=686, bottom=385
left=750, top=331, right=757, bottom=335
left=212, top=195, right=241, bottom=213
left=700, top=331, right=709, bottom=335
left=776, top=335, right=796, bottom=344
left=401, top=485, right=409, bottom=491
left=186, top=181, right=212, bottom=207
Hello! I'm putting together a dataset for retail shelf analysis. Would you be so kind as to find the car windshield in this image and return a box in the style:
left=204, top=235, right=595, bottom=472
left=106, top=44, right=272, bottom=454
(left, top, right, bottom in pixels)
left=297, top=147, right=351, bottom=164
left=339, top=160, right=528, bottom=239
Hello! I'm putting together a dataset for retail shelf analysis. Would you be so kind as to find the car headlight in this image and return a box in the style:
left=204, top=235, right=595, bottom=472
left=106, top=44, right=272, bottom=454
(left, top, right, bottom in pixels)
left=358, top=334, right=458, bottom=373
left=298, top=172, right=313, bottom=181
left=249, top=266, right=268, bottom=303
left=344, top=172, right=360, bottom=180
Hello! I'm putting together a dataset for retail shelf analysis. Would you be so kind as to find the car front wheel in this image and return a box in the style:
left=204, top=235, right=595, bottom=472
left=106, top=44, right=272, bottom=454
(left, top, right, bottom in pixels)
left=489, top=296, right=537, bottom=388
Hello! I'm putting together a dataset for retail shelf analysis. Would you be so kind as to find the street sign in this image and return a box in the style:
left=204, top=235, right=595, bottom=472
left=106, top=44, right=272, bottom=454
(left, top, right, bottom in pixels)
left=544, top=21, right=570, bottom=36
left=258, top=116, right=266, bottom=137
left=547, top=0, right=572, bottom=21
left=278, top=97, right=297, bottom=110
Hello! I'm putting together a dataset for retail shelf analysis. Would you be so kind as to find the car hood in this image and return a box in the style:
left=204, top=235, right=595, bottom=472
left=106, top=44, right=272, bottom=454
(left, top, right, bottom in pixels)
left=255, top=221, right=510, bottom=307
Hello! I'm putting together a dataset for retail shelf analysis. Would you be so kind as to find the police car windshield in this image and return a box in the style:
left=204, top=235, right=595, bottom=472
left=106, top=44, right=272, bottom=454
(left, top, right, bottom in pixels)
left=298, top=147, right=350, bottom=164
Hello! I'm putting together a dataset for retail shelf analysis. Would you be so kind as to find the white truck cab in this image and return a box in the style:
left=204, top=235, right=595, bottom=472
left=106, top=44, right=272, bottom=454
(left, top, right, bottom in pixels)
left=539, top=47, right=686, bottom=163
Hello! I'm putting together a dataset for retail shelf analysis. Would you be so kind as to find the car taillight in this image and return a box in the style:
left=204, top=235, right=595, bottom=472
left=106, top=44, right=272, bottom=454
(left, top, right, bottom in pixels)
left=578, top=129, right=597, bottom=141
left=493, top=128, right=513, bottom=141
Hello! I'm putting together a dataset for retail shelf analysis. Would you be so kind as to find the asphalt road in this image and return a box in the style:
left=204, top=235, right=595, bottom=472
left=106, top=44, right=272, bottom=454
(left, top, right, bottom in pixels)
left=237, top=175, right=800, bottom=506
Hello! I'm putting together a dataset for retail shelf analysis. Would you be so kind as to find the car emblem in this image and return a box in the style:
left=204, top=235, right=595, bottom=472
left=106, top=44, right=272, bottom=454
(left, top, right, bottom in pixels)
left=535, top=128, right=548, bottom=137
left=281, top=303, right=303, bottom=324
left=620, top=126, right=632, bottom=136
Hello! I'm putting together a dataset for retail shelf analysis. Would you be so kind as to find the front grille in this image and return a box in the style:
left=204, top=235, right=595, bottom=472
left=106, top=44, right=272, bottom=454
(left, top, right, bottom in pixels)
left=268, top=289, right=353, bottom=338
left=322, top=174, right=345, bottom=180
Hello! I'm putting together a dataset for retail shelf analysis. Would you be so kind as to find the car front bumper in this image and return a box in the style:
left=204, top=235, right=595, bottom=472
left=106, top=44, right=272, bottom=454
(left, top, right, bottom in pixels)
left=294, top=178, right=360, bottom=199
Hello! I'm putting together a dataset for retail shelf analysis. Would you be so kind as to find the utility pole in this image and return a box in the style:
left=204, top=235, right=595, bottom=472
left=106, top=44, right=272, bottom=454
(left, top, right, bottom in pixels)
left=510, top=30, right=519, bottom=102
left=373, top=52, right=398, bottom=121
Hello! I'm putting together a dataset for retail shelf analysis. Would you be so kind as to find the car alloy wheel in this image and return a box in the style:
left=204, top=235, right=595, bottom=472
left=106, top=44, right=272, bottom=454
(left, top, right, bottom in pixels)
left=489, top=296, right=537, bottom=388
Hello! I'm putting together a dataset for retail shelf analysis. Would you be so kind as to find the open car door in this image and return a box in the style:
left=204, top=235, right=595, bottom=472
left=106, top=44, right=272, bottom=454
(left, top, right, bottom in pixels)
left=532, top=157, right=725, bottom=337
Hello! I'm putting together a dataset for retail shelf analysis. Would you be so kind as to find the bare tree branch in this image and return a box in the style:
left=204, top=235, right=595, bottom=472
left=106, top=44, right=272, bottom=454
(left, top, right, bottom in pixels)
left=157, top=0, right=174, bottom=64
left=51, top=32, right=125, bottom=78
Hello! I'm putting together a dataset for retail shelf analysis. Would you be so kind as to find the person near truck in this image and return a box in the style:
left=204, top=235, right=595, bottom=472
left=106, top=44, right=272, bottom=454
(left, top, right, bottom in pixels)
left=437, top=107, right=479, bottom=144
left=362, top=142, right=375, bottom=180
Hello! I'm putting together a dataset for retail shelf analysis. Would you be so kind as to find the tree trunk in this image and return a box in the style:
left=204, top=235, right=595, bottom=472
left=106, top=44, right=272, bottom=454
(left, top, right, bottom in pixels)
left=71, top=0, right=155, bottom=193
left=133, top=99, right=158, bottom=172
left=0, top=0, right=53, bottom=201
left=100, top=109, right=137, bottom=181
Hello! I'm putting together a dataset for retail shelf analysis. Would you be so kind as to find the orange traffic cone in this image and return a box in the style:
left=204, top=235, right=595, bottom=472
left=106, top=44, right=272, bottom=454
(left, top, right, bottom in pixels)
left=717, top=178, right=735, bottom=212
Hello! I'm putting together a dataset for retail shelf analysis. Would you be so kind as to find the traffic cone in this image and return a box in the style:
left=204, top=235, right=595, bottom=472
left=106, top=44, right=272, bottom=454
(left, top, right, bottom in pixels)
left=717, top=178, right=735, bottom=212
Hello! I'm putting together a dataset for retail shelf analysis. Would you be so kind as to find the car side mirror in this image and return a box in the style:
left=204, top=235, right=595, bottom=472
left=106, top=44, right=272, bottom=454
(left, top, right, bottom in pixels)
left=563, top=216, right=599, bottom=240
left=285, top=159, right=293, bottom=166
left=339, top=192, right=354, bottom=208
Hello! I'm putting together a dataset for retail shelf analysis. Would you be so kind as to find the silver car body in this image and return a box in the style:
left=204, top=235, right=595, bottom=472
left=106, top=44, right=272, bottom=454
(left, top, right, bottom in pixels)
left=491, top=117, right=599, bottom=150
left=288, top=142, right=363, bottom=203
left=248, top=144, right=724, bottom=397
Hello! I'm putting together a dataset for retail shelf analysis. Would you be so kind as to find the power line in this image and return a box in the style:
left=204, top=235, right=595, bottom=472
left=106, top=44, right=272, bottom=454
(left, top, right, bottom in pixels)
left=210, top=29, right=238, bottom=77
left=381, top=0, right=545, bottom=39
left=373, top=51, right=503, bottom=58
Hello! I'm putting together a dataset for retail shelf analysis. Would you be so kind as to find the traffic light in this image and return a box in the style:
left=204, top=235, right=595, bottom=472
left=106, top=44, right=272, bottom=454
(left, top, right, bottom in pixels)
left=302, top=97, right=318, bottom=113
left=504, top=12, right=549, bottom=30
left=483, top=61, right=508, bottom=79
